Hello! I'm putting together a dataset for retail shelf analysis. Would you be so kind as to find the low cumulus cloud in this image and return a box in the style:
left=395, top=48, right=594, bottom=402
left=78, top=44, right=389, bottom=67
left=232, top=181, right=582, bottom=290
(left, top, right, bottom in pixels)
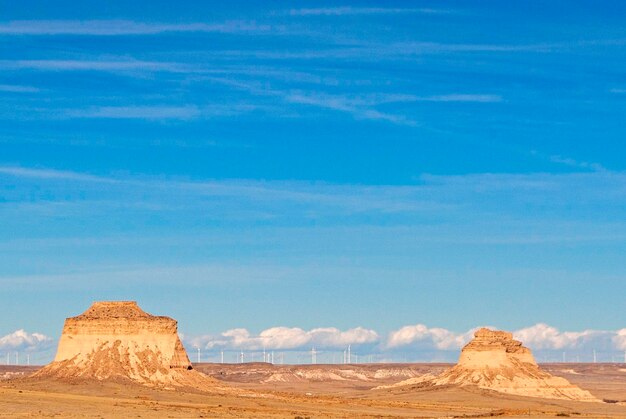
left=0, top=329, right=53, bottom=352
left=386, top=324, right=477, bottom=350
left=187, top=326, right=379, bottom=350
left=613, top=329, right=626, bottom=350
left=385, top=323, right=626, bottom=355
left=513, top=323, right=613, bottom=350
left=186, top=323, right=626, bottom=355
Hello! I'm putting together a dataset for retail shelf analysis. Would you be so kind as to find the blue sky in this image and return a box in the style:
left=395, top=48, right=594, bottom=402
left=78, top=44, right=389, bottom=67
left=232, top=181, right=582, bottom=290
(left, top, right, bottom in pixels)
left=2, top=1, right=626, bottom=363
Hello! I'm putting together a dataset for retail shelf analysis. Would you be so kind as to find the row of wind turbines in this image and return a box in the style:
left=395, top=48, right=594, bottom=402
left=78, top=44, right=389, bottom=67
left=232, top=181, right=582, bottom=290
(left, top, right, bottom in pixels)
left=191, top=344, right=370, bottom=365
left=2, top=352, right=30, bottom=366
left=189, top=346, right=626, bottom=365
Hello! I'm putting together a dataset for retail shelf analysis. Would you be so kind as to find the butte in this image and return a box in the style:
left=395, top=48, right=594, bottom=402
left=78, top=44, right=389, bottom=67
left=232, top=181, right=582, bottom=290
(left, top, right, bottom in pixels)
left=34, top=301, right=218, bottom=390
left=379, top=327, right=600, bottom=402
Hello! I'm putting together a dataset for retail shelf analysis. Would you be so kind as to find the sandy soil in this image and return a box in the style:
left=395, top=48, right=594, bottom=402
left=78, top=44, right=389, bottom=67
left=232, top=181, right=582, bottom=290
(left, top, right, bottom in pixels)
left=1, top=363, right=625, bottom=418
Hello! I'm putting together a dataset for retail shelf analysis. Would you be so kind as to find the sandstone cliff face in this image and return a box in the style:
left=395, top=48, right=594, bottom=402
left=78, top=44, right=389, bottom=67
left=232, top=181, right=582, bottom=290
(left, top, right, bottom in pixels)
left=380, top=328, right=600, bottom=402
left=35, top=301, right=214, bottom=389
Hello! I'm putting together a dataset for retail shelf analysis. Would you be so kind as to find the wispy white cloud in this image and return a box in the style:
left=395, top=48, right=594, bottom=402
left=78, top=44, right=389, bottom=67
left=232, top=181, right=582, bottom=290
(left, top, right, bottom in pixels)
left=0, top=84, right=40, bottom=93
left=284, top=91, right=417, bottom=125
left=222, top=42, right=558, bottom=61
left=60, top=104, right=268, bottom=120
left=0, top=166, right=115, bottom=183
left=549, top=155, right=606, bottom=172
left=284, top=91, right=500, bottom=108
left=64, top=105, right=201, bottom=120
left=3, top=166, right=626, bottom=221
left=201, top=79, right=498, bottom=126
left=284, top=7, right=444, bottom=16
left=0, top=165, right=451, bottom=215
left=419, top=94, right=502, bottom=103
left=0, top=329, right=52, bottom=352
left=0, top=59, right=185, bottom=73
left=0, top=20, right=277, bottom=36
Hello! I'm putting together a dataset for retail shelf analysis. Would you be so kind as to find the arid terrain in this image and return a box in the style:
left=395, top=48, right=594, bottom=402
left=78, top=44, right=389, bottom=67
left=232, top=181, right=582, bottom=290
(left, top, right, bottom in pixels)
left=2, top=362, right=626, bottom=418
left=3, top=307, right=625, bottom=418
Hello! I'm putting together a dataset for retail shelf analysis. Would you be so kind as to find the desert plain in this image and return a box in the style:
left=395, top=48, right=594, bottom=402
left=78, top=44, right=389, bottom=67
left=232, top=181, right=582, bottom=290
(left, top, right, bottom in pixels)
left=2, top=301, right=626, bottom=418
left=1, top=362, right=626, bottom=418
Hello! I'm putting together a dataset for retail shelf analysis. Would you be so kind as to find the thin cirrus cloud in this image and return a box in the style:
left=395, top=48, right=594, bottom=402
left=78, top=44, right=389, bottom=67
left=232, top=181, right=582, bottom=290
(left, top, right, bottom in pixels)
left=3, top=165, right=626, bottom=217
left=548, top=155, right=606, bottom=172
left=0, top=84, right=40, bottom=93
left=64, top=105, right=201, bottom=120
left=0, top=20, right=277, bottom=36
left=0, top=166, right=118, bottom=183
left=224, top=42, right=559, bottom=61
left=284, top=7, right=445, bottom=16
left=284, top=92, right=502, bottom=107
left=60, top=104, right=267, bottom=120
left=420, top=94, right=502, bottom=103
left=278, top=91, right=500, bottom=125
left=283, top=91, right=416, bottom=125
left=0, top=59, right=185, bottom=72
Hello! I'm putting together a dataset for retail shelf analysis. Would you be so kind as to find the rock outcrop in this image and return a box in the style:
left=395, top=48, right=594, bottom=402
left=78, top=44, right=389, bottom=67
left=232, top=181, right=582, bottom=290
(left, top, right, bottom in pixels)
left=34, top=301, right=216, bottom=390
left=379, top=328, right=600, bottom=402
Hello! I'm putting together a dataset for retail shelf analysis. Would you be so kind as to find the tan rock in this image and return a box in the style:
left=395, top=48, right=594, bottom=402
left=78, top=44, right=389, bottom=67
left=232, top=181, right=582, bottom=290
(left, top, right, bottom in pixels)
left=34, top=301, right=217, bottom=390
left=379, top=328, right=600, bottom=402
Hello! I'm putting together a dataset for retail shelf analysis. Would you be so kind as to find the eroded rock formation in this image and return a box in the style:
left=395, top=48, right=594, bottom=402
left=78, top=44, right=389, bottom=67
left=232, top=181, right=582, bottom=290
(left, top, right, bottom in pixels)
left=34, top=301, right=216, bottom=390
left=379, top=328, right=600, bottom=402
